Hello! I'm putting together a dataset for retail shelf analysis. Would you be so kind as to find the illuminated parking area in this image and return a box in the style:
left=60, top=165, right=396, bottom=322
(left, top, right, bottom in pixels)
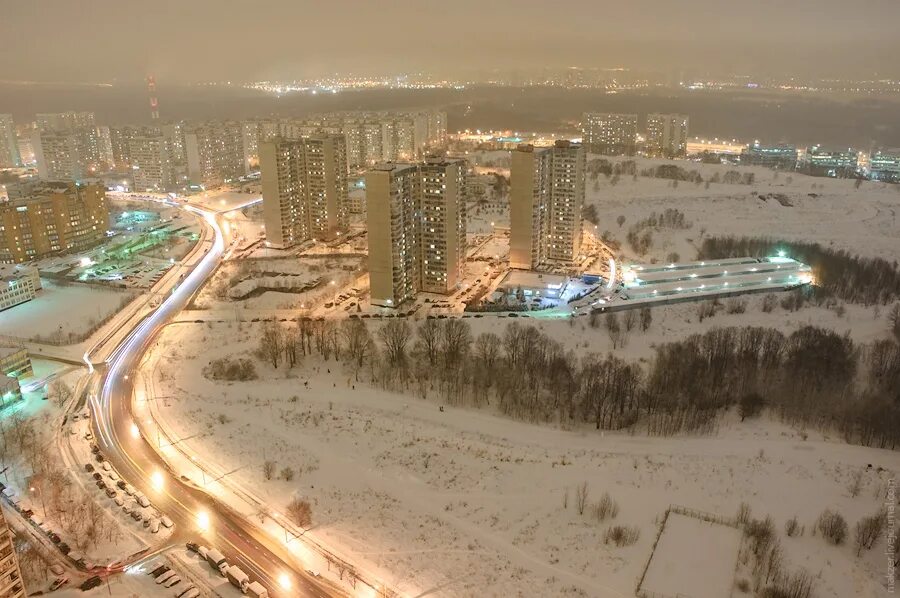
left=593, top=255, right=813, bottom=309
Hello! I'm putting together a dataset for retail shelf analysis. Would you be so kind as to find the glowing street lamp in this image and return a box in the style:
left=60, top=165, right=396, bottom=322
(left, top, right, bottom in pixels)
left=278, top=573, right=292, bottom=590
left=196, top=510, right=210, bottom=531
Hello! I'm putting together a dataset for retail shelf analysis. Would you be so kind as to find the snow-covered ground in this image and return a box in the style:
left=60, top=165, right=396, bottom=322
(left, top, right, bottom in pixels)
left=0, top=281, right=136, bottom=343
left=146, top=320, right=898, bottom=598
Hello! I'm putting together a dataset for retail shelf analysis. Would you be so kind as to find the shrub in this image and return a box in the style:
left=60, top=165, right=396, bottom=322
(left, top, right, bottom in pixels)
left=280, top=467, right=295, bottom=482
left=203, top=357, right=258, bottom=381
left=286, top=497, right=312, bottom=527
left=785, top=515, right=800, bottom=537
left=816, top=509, right=848, bottom=545
left=603, top=525, right=639, bottom=547
left=590, top=493, right=619, bottom=522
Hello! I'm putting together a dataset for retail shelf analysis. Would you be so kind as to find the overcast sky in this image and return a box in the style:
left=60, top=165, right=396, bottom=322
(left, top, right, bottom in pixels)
left=3, top=0, right=899, bottom=83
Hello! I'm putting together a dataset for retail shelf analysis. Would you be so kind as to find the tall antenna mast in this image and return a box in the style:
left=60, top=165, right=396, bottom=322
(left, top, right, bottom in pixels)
left=147, top=75, right=160, bottom=121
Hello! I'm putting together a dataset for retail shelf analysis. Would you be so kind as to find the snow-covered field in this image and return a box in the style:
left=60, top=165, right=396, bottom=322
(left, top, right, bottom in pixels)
left=0, top=280, right=136, bottom=342
left=148, top=320, right=898, bottom=598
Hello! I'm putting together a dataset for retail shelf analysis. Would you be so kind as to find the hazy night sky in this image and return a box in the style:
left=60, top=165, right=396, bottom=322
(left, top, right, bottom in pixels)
left=2, top=0, right=899, bottom=83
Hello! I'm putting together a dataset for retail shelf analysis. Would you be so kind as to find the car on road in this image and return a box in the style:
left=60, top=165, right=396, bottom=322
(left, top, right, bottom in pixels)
left=80, top=576, right=102, bottom=591
left=49, top=576, right=68, bottom=590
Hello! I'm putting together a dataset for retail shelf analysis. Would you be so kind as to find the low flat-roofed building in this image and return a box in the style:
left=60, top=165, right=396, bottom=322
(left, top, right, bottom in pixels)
left=0, top=375, right=22, bottom=410
left=0, top=346, right=31, bottom=379
left=0, top=264, right=41, bottom=311
left=498, top=270, right=569, bottom=299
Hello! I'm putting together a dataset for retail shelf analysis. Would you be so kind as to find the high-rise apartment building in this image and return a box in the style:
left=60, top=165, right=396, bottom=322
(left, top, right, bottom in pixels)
left=510, top=141, right=586, bottom=270
left=0, top=507, right=26, bottom=597
left=367, top=157, right=466, bottom=307
left=260, top=135, right=349, bottom=248
left=184, top=122, right=245, bottom=188
left=645, top=113, right=689, bottom=157
left=581, top=113, right=638, bottom=155
left=0, top=115, right=21, bottom=168
left=131, top=133, right=174, bottom=192
left=34, top=111, right=107, bottom=180
left=252, top=110, right=448, bottom=170
left=0, top=183, right=108, bottom=263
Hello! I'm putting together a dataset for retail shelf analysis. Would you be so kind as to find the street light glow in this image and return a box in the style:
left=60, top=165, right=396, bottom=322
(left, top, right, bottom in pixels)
left=279, top=573, right=292, bottom=590
left=130, top=423, right=140, bottom=439
left=197, top=510, right=210, bottom=531
left=151, top=470, right=164, bottom=490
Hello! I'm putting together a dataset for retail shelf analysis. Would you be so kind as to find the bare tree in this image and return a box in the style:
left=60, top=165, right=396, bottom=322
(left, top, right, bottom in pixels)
left=263, top=459, right=276, bottom=481
left=341, top=319, right=374, bottom=380
left=639, top=307, right=652, bottom=331
left=258, top=323, right=283, bottom=368
left=49, top=380, right=74, bottom=408
left=286, top=496, right=312, bottom=527
left=378, top=320, right=412, bottom=368
left=416, top=319, right=441, bottom=366
left=575, top=481, right=589, bottom=515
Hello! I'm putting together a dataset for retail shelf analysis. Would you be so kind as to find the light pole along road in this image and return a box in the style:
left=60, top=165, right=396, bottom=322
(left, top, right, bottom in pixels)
left=88, top=200, right=341, bottom=598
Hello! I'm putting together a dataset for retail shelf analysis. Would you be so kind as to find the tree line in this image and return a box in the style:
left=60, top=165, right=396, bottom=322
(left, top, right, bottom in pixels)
left=256, top=317, right=900, bottom=450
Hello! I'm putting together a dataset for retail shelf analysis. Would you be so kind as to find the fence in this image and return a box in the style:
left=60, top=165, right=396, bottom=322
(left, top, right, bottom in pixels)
left=635, top=504, right=744, bottom=598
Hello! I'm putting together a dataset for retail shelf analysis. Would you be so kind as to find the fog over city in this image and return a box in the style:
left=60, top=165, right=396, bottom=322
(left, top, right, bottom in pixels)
left=3, top=0, right=900, bottom=83
left=1, top=3, right=900, bottom=598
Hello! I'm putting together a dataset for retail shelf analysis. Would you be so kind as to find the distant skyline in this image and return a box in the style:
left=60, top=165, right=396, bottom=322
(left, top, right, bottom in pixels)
left=2, top=0, right=900, bottom=84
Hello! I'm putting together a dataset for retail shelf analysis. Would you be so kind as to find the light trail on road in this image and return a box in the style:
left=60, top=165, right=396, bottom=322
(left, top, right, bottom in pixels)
left=89, top=200, right=339, bottom=597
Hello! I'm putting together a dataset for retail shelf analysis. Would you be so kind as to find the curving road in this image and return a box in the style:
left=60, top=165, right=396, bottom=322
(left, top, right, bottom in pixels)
left=89, top=202, right=338, bottom=597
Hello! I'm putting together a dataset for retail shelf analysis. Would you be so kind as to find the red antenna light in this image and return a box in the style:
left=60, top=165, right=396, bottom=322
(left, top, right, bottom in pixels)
left=147, top=75, right=159, bottom=120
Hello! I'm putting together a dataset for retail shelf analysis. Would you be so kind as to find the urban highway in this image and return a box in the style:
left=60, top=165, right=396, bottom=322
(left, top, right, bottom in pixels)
left=88, top=200, right=340, bottom=597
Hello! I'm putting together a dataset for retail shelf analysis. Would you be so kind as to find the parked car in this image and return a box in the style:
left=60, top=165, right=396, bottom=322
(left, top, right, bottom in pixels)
left=105, top=488, right=117, bottom=498
left=49, top=533, right=61, bottom=543
left=114, top=496, right=124, bottom=507
left=130, top=510, right=142, bottom=521
left=58, top=542, right=71, bottom=555
left=94, top=453, right=105, bottom=463
left=116, top=480, right=127, bottom=490
left=84, top=463, right=94, bottom=473
left=155, top=570, right=176, bottom=584
left=149, top=564, right=169, bottom=578
left=49, top=577, right=69, bottom=591
left=150, top=519, right=160, bottom=533
left=164, top=575, right=181, bottom=588
left=92, top=472, right=103, bottom=481
left=177, top=587, right=200, bottom=598
left=80, top=576, right=102, bottom=591
left=160, top=516, right=174, bottom=529
left=185, top=542, right=199, bottom=553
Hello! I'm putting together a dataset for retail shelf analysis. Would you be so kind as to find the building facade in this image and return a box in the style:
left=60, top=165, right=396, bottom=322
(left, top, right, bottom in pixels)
left=510, top=141, right=585, bottom=270
left=131, top=133, right=174, bottom=192
left=0, top=507, right=26, bottom=597
left=367, top=158, right=467, bottom=307
left=184, top=122, right=245, bottom=188
left=260, top=135, right=349, bottom=248
left=34, top=111, right=105, bottom=179
left=740, top=143, right=799, bottom=169
left=645, top=113, right=689, bottom=157
left=0, top=346, right=32, bottom=379
left=801, top=146, right=859, bottom=178
left=0, top=265, right=41, bottom=312
left=0, top=114, right=21, bottom=168
left=581, top=113, right=638, bottom=155
left=0, top=183, right=108, bottom=263
left=869, top=150, right=900, bottom=182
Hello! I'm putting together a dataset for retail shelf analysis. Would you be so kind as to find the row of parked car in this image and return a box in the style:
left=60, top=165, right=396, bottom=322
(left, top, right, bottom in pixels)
left=187, top=542, right=269, bottom=597
left=85, top=452, right=173, bottom=534
left=148, top=562, right=199, bottom=597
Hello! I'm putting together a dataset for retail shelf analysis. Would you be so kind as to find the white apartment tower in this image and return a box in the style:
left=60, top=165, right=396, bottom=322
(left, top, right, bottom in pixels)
left=367, top=158, right=467, bottom=307
left=510, top=141, right=585, bottom=270
left=131, top=133, right=174, bottom=192
left=0, top=114, right=21, bottom=168
left=260, top=135, right=349, bottom=248
left=646, top=113, right=689, bottom=157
